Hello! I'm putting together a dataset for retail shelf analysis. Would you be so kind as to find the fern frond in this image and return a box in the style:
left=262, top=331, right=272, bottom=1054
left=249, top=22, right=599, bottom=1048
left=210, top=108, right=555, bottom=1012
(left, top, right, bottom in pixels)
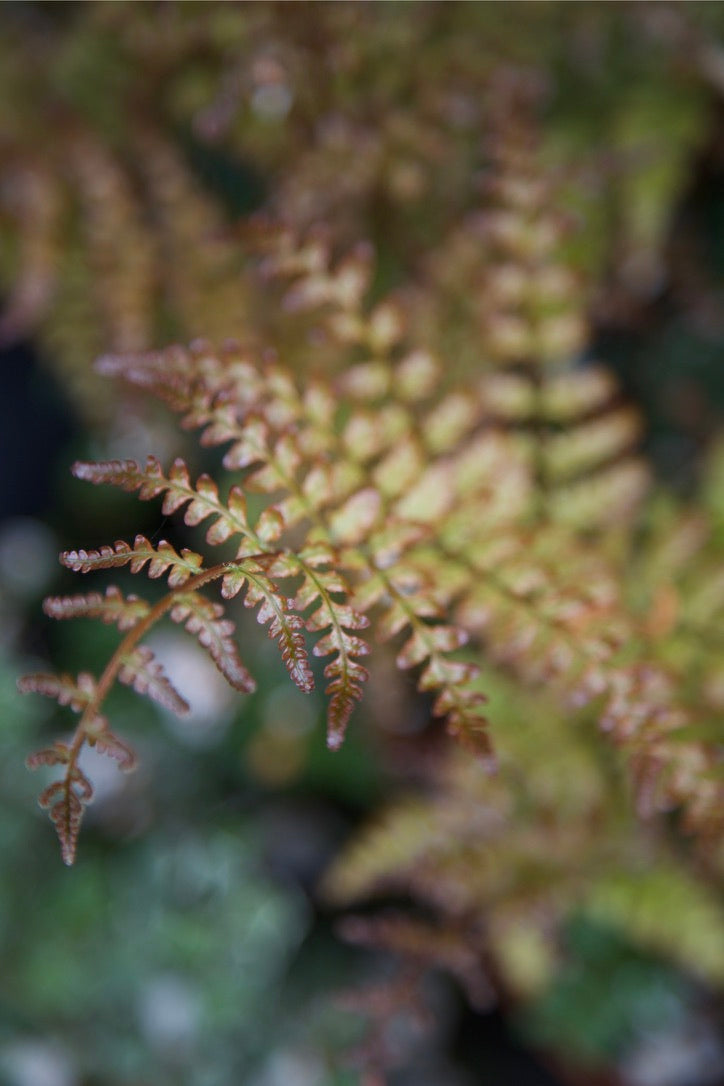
left=17, top=671, right=97, bottom=713
left=96, top=340, right=270, bottom=435
left=87, top=727, right=138, bottom=773
left=61, top=535, right=204, bottom=586
left=118, top=645, right=191, bottom=715
left=351, top=561, right=492, bottom=760
left=43, top=587, right=151, bottom=630
left=38, top=770, right=92, bottom=867
left=71, top=456, right=273, bottom=550
left=26, top=741, right=71, bottom=769
left=221, top=560, right=314, bottom=693
left=168, top=591, right=256, bottom=693
left=265, top=543, right=371, bottom=749
left=55, top=300, right=717, bottom=845
left=20, top=669, right=139, bottom=861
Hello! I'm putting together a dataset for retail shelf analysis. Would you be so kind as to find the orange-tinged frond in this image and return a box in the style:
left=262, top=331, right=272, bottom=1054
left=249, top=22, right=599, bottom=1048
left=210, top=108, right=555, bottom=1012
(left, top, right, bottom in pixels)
left=88, top=725, right=138, bottom=772
left=264, top=545, right=370, bottom=747
left=118, top=645, right=191, bottom=715
left=17, top=671, right=96, bottom=713
left=169, top=591, right=256, bottom=693
left=38, top=768, right=93, bottom=867
left=61, top=535, right=204, bottom=586
left=43, top=586, right=150, bottom=630
left=71, top=457, right=262, bottom=548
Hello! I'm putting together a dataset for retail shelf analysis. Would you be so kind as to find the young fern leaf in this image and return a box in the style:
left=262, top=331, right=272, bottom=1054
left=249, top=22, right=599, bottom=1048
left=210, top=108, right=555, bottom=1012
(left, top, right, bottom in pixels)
left=71, top=457, right=276, bottom=551
left=20, top=554, right=259, bottom=862
left=61, top=535, right=204, bottom=586
left=90, top=730, right=137, bottom=771
left=352, top=562, right=492, bottom=760
left=221, top=560, right=314, bottom=693
left=26, top=741, right=72, bottom=770
left=265, top=543, right=371, bottom=750
left=17, top=671, right=97, bottom=712
left=43, top=586, right=151, bottom=630
left=118, top=645, right=190, bottom=715
left=19, top=670, right=137, bottom=863
left=169, top=591, right=256, bottom=693
left=38, top=771, right=93, bottom=867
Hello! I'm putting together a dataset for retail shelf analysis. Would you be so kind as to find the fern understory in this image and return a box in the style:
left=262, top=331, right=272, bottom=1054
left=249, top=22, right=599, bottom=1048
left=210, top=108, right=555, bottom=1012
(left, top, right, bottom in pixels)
left=3, top=3, right=724, bottom=1083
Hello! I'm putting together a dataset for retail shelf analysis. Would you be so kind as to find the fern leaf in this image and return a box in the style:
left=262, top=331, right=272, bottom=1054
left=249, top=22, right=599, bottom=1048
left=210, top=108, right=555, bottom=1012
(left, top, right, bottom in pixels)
left=71, top=457, right=268, bottom=548
left=90, top=728, right=138, bottom=772
left=17, top=671, right=97, bottom=713
left=266, top=544, right=371, bottom=748
left=26, top=741, right=71, bottom=769
left=60, top=539, right=134, bottom=573
left=28, top=719, right=136, bottom=866
left=397, top=624, right=469, bottom=670
left=479, top=366, right=617, bottom=425
left=61, top=535, right=204, bottom=586
left=118, top=645, right=191, bottom=714
left=541, top=407, right=641, bottom=483
left=95, top=345, right=202, bottom=415
left=429, top=680, right=492, bottom=762
left=72, top=456, right=167, bottom=499
left=248, top=580, right=314, bottom=694
left=169, top=591, right=256, bottom=693
left=43, top=586, right=150, bottom=630
left=221, top=414, right=271, bottom=470
left=322, top=656, right=370, bottom=751
left=96, top=342, right=267, bottom=427
left=328, top=488, right=382, bottom=546
left=38, top=768, right=93, bottom=867
left=348, top=555, right=492, bottom=756
left=221, top=560, right=314, bottom=693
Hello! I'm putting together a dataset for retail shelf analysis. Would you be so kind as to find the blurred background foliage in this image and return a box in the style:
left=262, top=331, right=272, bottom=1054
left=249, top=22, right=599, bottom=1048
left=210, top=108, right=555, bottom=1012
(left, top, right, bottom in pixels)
left=1, top=2, right=724, bottom=1085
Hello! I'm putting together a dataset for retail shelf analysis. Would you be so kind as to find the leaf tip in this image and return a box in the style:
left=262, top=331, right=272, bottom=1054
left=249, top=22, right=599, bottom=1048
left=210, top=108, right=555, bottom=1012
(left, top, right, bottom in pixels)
left=326, top=729, right=345, bottom=752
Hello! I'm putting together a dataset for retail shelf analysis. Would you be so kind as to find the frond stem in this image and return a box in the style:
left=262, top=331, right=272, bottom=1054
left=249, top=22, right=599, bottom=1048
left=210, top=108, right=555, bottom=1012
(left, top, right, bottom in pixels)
left=64, top=557, right=265, bottom=772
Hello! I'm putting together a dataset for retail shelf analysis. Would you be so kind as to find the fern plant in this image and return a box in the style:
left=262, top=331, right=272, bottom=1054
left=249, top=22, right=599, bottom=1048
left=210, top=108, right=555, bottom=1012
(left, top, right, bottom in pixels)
left=7, top=10, right=724, bottom=1080
left=18, top=204, right=723, bottom=868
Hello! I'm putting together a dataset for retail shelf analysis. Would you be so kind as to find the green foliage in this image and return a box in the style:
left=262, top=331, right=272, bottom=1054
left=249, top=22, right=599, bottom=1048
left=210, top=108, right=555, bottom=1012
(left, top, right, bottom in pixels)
left=518, top=917, right=696, bottom=1064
